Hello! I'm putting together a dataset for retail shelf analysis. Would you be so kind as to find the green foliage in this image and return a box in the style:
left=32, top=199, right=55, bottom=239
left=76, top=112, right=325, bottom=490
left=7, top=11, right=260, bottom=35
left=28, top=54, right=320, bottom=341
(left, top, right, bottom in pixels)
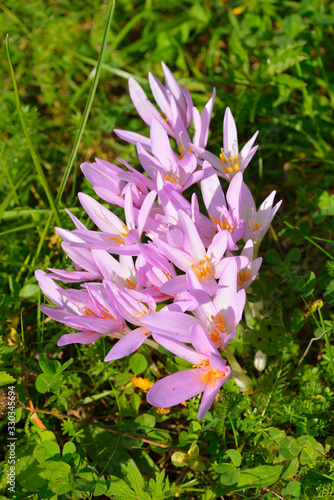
left=1, top=0, right=334, bottom=498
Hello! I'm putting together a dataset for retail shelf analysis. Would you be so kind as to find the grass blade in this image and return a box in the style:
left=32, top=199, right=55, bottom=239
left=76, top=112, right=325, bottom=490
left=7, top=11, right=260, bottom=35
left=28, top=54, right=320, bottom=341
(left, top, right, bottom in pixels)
left=56, top=0, right=115, bottom=203
left=6, top=35, right=62, bottom=227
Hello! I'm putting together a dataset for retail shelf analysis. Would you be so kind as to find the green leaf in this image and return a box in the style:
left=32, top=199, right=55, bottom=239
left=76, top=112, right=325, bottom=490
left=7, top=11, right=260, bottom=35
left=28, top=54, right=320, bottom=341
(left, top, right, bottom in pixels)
left=19, top=284, right=40, bottom=301
left=226, top=449, right=242, bottom=467
left=38, top=354, right=61, bottom=376
left=35, top=373, right=61, bottom=393
left=107, top=477, right=137, bottom=500
left=171, top=451, right=188, bottom=467
left=41, top=460, right=71, bottom=482
left=135, top=413, right=156, bottom=429
left=188, top=442, right=199, bottom=459
left=290, top=271, right=316, bottom=297
left=282, top=480, right=301, bottom=497
left=50, top=471, right=73, bottom=495
left=129, top=353, right=148, bottom=374
left=58, top=357, right=74, bottom=374
left=62, top=441, right=76, bottom=463
left=276, top=74, right=306, bottom=89
left=93, top=475, right=107, bottom=497
left=148, top=429, right=172, bottom=453
left=282, top=13, right=304, bottom=38
left=82, top=389, right=114, bottom=404
left=236, top=465, right=283, bottom=489
left=219, top=464, right=241, bottom=486
left=16, top=457, right=47, bottom=492
left=76, top=467, right=101, bottom=492
left=127, top=462, right=150, bottom=499
left=297, top=435, right=325, bottom=465
left=34, top=440, right=61, bottom=463
left=0, top=371, right=15, bottom=386
left=266, top=427, right=286, bottom=445
left=278, top=437, right=302, bottom=460
left=282, top=458, right=299, bottom=480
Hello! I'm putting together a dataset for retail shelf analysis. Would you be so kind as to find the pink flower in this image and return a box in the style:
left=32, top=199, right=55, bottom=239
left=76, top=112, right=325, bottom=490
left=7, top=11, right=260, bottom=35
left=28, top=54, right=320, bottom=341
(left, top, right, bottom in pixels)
left=201, top=164, right=245, bottom=250
left=156, top=209, right=229, bottom=296
left=191, top=107, right=258, bottom=181
left=36, top=271, right=126, bottom=346
left=147, top=324, right=231, bottom=420
left=56, top=190, right=157, bottom=256
left=240, top=182, right=282, bottom=252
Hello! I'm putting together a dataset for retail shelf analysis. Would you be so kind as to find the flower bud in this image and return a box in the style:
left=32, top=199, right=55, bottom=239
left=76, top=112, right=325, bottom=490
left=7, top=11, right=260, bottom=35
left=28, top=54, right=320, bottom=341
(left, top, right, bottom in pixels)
left=254, top=350, right=267, bottom=372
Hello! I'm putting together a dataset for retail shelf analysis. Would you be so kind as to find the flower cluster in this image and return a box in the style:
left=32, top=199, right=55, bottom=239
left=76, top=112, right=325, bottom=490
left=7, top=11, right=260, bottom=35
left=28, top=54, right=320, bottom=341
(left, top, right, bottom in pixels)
left=36, top=63, right=281, bottom=420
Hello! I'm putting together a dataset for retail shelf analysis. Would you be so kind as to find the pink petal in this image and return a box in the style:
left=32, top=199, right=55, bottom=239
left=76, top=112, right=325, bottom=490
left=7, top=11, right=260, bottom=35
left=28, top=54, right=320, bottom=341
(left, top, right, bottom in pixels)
left=58, top=331, right=101, bottom=346
left=200, top=162, right=226, bottom=218
left=147, top=369, right=206, bottom=408
left=140, top=311, right=200, bottom=342
left=78, top=193, right=124, bottom=233
left=129, top=77, right=173, bottom=134
left=113, top=129, right=152, bottom=151
left=223, top=107, right=238, bottom=157
left=197, top=381, right=222, bottom=420
left=104, top=327, right=148, bottom=361
left=178, top=210, right=205, bottom=262
left=191, top=324, right=217, bottom=357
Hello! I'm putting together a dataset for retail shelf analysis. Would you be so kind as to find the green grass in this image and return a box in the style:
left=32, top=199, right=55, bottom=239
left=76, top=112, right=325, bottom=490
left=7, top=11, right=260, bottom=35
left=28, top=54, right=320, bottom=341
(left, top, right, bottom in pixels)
left=0, top=0, right=334, bottom=499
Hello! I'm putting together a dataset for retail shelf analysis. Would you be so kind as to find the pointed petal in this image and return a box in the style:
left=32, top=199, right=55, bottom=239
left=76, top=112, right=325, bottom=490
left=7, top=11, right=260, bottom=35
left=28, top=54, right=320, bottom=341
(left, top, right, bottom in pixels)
left=58, top=331, right=101, bottom=346
left=104, top=327, right=148, bottom=361
left=147, top=369, right=206, bottom=408
left=140, top=311, right=200, bottom=342
left=78, top=193, right=124, bottom=233
left=178, top=210, right=205, bottom=262
left=113, top=129, right=152, bottom=151
left=129, top=77, right=173, bottom=134
left=197, top=379, right=224, bottom=420
left=239, top=130, right=259, bottom=163
left=191, top=324, right=217, bottom=357
left=223, top=107, right=238, bottom=157
left=200, top=161, right=226, bottom=218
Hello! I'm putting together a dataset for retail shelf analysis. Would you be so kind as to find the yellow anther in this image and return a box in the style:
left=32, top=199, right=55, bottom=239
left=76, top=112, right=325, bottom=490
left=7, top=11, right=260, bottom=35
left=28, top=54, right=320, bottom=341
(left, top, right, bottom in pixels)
left=209, top=215, right=234, bottom=233
left=193, top=359, right=226, bottom=386
left=126, top=278, right=136, bottom=288
left=248, top=221, right=259, bottom=231
left=83, top=307, right=96, bottom=316
left=164, top=173, right=178, bottom=183
left=190, top=258, right=212, bottom=280
left=220, top=151, right=240, bottom=175
left=109, top=236, right=125, bottom=243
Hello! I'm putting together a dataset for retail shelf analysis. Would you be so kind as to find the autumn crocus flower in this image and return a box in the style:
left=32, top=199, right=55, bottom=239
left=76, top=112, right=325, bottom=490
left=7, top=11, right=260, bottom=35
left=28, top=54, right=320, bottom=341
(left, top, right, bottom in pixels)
left=147, top=325, right=231, bottom=420
left=136, top=119, right=203, bottom=193
left=56, top=190, right=157, bottom=256
left=240, top=182, right=282, bottom=253
left=190, top=107, right=258, bottom=181
left=81, top=157, right=152, bottom=210
left=36, top=271, right=126, bottom=346
left=201, top=164, right=245, bottom=250
left=114, top=62, right=216, bottom=158
left=156, top=210, right=229, bottom=296
left=104, top=285, right=158, bottom=361
left=114, top=63, right=192, bottom=154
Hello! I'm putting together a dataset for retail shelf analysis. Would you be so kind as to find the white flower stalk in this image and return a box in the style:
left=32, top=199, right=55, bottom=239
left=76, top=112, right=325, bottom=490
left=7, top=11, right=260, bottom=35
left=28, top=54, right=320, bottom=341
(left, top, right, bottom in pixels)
left=254, top=350, right=267, bottom=372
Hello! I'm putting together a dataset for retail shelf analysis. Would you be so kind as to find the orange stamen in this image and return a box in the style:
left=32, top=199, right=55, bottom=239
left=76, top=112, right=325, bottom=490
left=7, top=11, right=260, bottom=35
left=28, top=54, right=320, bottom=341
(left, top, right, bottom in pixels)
left=190, top=257, right=212, bottom=280
left=126, top=278, right=136, bottom=288
left=193, top=359, right=226, bottom=386
left=109, top=236, right=124, bottom=243
left=209, top=214, right=234, bottom=233
left=237, top=270, right=249, bottom=287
